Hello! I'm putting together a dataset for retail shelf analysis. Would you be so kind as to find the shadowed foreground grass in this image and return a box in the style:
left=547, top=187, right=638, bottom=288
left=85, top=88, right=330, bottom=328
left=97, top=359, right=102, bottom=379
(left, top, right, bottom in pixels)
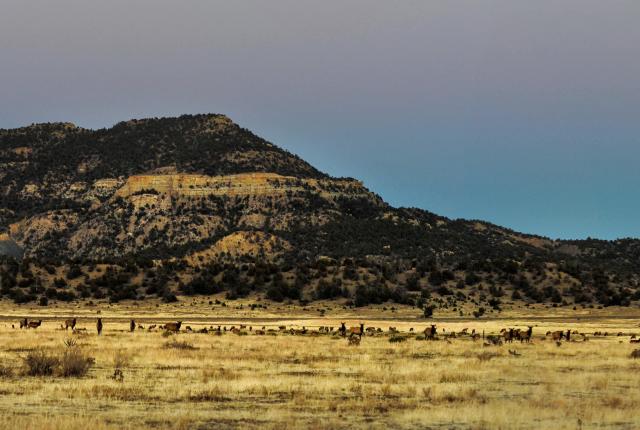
left=1, top=314, right=640, bottom=429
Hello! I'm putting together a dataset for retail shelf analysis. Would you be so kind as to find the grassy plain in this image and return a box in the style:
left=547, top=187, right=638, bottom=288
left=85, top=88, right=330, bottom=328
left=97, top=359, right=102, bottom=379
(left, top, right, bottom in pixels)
left=1, top=298, right=639, bottom=430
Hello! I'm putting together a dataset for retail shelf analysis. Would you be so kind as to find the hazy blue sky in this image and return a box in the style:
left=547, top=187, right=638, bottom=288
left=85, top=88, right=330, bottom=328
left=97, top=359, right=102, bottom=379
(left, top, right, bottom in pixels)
left=2, top=1, right=639, bottom=240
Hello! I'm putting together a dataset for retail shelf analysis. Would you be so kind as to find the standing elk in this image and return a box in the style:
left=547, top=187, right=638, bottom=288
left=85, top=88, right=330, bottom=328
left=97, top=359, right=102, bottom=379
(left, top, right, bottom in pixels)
left=424, top=324, right=437, bottom=340
left=339, top=322, right=347, bottom=337
left=27, top=320, right=42, bottom=329
left=164, top=321, right=182, bottom=332
left=130, top=320, right=136, bottom=332
left=97, top=318, right=103, bottom=335
left=65, top=318, right=77, bottom=330
left=349, top=323, right=365, bottom=339
left=518, top=326, right=533, bottom=343
left=549, top=330, right=564, bottom=341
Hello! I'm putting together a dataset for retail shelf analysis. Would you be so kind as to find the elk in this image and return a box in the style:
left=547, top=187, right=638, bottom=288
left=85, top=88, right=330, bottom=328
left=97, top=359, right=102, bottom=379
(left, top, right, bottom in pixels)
left=19, top=318, right=28, bottom=329
left=27, top=320, right=42, bottom=329
left=97, top=318, right=103, bottom=335
left=339, top=322, right=347, bottom=337
left=130, top=320, right=136, bottom=332
left=349, top=323, right=365, bottom=338
left=424, top=324, right=437, bottom=340
left=65, top=318, right=77, bottom=330
left=501, top=328, right=514, bottom=343
left=550, top=330, right=564, bottom=341
left=164, top=321, right=182, bottom=332
left=518, top=326, right=533, bottom=343
left=148, top=324, right=157, bottom=331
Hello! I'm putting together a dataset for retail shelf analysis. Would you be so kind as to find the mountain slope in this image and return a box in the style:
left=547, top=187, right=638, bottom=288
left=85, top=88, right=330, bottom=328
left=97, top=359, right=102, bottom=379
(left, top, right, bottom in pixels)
left=1, top=114, right=639, bottom=309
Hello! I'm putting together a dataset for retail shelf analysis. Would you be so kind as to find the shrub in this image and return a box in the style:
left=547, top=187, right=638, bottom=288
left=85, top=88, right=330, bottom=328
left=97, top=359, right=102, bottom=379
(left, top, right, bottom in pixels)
left=423, top=305, right=435, bottom=318
left=23, top=349, right=59, bottom=376
left=389, top=335, right=407, bottom=343
left=164, top=339, right=197, bottom=350
left=113, top=349, right=132, bottom=370
left=59, top=347, right=93, bottom=377
left=0, top=365, right=14, bottom=378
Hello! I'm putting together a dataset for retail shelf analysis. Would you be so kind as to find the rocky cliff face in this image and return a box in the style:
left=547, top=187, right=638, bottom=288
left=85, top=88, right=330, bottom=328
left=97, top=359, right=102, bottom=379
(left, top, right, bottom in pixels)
left=1, top=115, right=384, bottom=260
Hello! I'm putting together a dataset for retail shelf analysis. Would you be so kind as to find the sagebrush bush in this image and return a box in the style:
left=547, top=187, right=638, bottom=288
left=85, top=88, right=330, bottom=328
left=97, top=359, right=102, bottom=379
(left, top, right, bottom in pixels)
left=112, top=349, right=132, bottom=370
left=389, top=335, right=407, bottom=343
left=0, top=365, right=14, bottom=378
left=23, top=350, right=59, bottom=376
left=164, top=339, right=197, bottom=350
left=59, top=348, right=94, bottom=377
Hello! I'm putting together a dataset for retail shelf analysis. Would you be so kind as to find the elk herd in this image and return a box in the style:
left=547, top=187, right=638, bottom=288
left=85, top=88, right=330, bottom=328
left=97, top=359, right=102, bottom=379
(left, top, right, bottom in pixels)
left=9, top=317, right=640, bottom=348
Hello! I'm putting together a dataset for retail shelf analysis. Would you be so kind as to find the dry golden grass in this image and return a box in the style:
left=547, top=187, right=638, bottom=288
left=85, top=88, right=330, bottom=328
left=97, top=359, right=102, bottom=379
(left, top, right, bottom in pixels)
left=1, top=302, right=640, bottom=429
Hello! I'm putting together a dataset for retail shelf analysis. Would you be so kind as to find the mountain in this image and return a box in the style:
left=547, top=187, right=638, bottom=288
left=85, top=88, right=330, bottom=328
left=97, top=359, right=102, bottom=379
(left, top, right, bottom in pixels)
left=1, top=114, right=639, bottom=309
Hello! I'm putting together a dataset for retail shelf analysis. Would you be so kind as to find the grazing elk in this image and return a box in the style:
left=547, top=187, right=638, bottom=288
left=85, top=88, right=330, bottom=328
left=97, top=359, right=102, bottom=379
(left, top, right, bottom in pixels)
left=424, top=324, right=437, bottom=340
left=27, top=320, right=42, bottom=329
left=97, top=318, right=103, bottom=335
left=65, top=318, right=77, bottom=330
left=164, top=321, right=182, bottom=332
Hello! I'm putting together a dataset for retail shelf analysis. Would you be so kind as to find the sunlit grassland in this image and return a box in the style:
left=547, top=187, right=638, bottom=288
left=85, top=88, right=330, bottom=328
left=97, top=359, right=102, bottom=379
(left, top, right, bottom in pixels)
left=1, top=302, right=640, bottom=429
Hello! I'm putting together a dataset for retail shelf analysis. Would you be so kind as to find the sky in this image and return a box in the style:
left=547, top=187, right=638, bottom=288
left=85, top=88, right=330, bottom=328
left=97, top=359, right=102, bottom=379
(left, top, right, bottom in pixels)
left=1, top=1, right=639, bottom=240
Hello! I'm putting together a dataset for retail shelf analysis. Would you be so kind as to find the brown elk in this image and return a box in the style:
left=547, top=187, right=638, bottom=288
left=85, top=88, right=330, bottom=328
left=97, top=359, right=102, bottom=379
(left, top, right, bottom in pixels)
left=424, top=324, right=437, bottom=340
left=164, top=321, right=182, bottom=332
left=501, top=328, right=514, bottom=343
left=65, top=318, right=77, bottom=330
left=130, top=320, right=136, bottom=332
left=339, top=322, right=347, bottom=337
left=97, top=318, right=103, bottom=335
left=349, top=323, right=365, bottom=338
left=518, top=326, right=533, bottom=343
left=27, top=320, right=42, bottom=329
left=19, top=318, right=28, bottom=329
left=550, top=330, right=564, bottom=341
